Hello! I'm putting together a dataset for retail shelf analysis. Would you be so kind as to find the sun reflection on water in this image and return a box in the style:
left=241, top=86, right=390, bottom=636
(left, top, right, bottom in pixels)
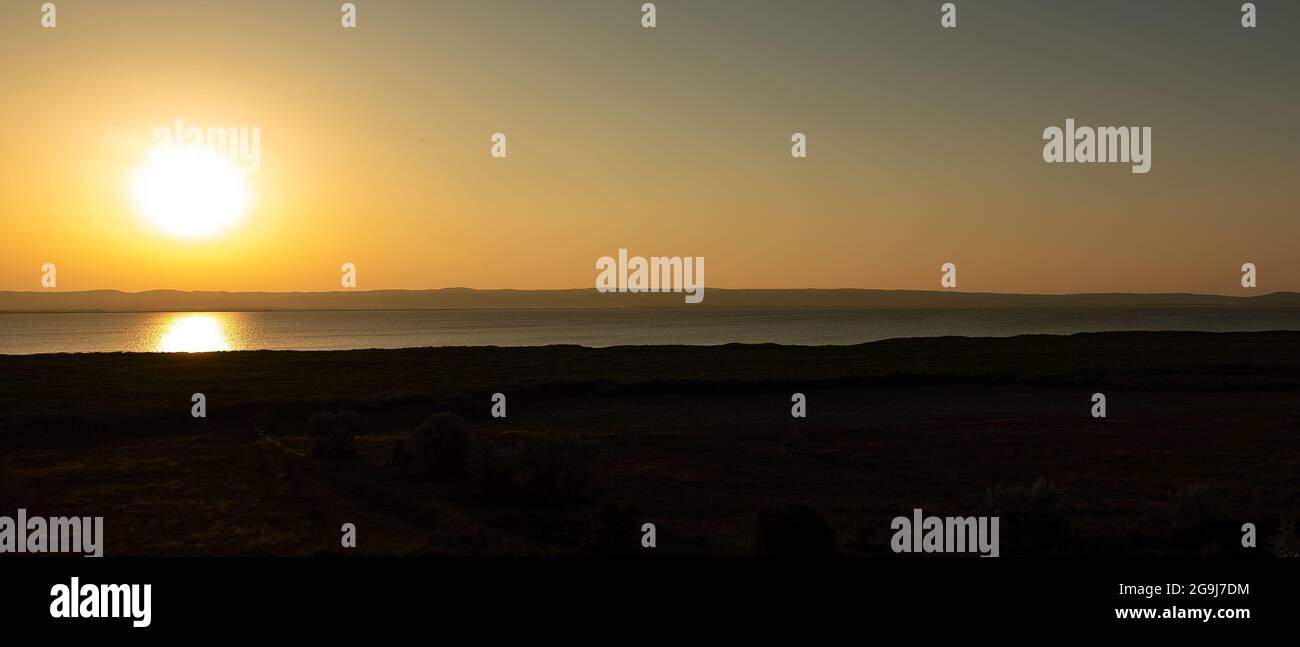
left=157, top=314, right=231, bottom=352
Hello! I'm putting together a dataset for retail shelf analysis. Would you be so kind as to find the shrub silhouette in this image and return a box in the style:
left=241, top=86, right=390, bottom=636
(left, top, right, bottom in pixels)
left=0, top=457, right=18, bottom=508
left=389, top=440, right=414, bottom=472
left=980, top=478, right=1066, bottom=548
left=306, top=410, right=369, bottom=459
left=756, top=502, right=838, bottom=556
left=578, top=501, right=643, bottom=556
left=1169, top=485, right=1231, bottom=548
left=465, top=440, right=515, bottom=493
left=405, top=415, right=596, bottom=500
left=782, top=427, right=805, bottom=454
left=1275, top=516, right=1298, bottom=558
left=415, top=413, right=472, bottom=480
left=505, top=434, right=595, bottom=501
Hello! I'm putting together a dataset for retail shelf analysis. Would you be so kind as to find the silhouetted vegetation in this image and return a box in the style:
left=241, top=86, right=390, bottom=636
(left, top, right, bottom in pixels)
left=414, top=413, right=472, bottom=480
left=1169, top=485, right=1233, bottom=551
left=5, top=333, right=1300, bottom=555
left=306, top=410, right=369, bottom=459
left=980, top=478, right=1067, bottom=550
left=782, top=427, right=805, bottom=454
left=1275, top=516, right=1298, bottom=558
left=501, top=434, right=595, bottom=502
left=388, top=440, right=414, bottom=472
left=756, top=501, right=839, bottom=556
left=0, top=456, right=17, bottom=508
left=407, top=414, right=596, bottom=502
left=576, top=502, right=644, bottom=555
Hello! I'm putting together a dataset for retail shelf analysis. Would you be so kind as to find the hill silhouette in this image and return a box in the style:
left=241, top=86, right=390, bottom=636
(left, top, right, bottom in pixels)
left=2, top=288, right=1298, bottom=312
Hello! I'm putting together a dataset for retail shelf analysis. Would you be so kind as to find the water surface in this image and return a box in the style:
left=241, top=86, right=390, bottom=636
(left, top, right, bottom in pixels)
left=2, top=307, right=1299, bottom=354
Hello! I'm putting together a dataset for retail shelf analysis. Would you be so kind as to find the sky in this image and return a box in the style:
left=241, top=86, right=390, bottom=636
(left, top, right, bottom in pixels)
left=0, top=0, right=1297, bottom=293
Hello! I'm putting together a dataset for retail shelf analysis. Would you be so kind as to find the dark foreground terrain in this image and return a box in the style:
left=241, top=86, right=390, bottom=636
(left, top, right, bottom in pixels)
left=2, top=331, right=1298, bottom=556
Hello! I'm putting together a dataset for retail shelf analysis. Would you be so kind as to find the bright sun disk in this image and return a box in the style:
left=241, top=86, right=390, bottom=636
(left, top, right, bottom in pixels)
left=130, top=148, right=250, bottom=239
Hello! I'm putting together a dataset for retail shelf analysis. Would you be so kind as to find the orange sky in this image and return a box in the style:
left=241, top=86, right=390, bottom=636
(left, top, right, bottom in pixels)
left=1, top=1, right=1296, bottom=294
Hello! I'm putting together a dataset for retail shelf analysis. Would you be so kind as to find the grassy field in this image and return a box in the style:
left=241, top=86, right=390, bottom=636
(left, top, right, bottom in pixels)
left=2, top=331, right=1298, bottom=556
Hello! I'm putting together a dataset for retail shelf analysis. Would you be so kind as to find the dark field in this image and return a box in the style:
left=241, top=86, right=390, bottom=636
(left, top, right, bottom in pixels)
left=2, top=331, right=1298, bottom=556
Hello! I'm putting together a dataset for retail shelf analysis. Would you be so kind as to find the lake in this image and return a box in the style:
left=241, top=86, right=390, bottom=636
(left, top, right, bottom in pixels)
left=3, top=307, right=1300, bottom=354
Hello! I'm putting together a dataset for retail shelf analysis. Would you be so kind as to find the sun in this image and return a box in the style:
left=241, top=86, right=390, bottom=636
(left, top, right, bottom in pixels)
left=130, top=148, right=251, bottom=239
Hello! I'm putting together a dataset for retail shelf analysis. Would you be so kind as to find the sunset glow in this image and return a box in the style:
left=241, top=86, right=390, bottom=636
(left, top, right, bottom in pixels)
left=0, top=1, right=1296, bottom=294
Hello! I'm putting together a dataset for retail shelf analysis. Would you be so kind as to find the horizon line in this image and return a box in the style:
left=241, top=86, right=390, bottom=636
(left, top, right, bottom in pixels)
left=4, top=287, right=1298, bottom=297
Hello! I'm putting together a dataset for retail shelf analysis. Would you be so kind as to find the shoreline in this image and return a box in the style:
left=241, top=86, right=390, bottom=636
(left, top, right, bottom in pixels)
left=2, top=327, right=1300, bottom=356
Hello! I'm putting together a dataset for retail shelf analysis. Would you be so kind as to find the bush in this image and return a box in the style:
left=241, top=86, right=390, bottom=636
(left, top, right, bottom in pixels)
left=782, top=427, right=805, bottom=454
left=1275, top=516, right=1298, bottom=558
left=1165, top=485, right=1239, bottom=553
left=1169, top=485, right=1228, bottom=538
left=465, top=441, right=511, bottom=491
left=389, top=440, right=414, bottom=471
left=756, top=502, right=839, bottom=556
left=306, top=410, right=369, bottom=459
left=0, top=457, right=17, bottom=507
left=504, top=434, right=595, bottom=502
left=580, top=502, right=643, bottom=556
left=980, top=478, right=1066, bottom=548
left=414, top=413, right=472, bottom=480
left=406, top=416, right=596, bottom=500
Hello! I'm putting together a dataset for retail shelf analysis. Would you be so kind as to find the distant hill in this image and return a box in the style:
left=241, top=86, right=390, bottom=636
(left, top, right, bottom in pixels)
left=2, top=288, right=1299, bottom=312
